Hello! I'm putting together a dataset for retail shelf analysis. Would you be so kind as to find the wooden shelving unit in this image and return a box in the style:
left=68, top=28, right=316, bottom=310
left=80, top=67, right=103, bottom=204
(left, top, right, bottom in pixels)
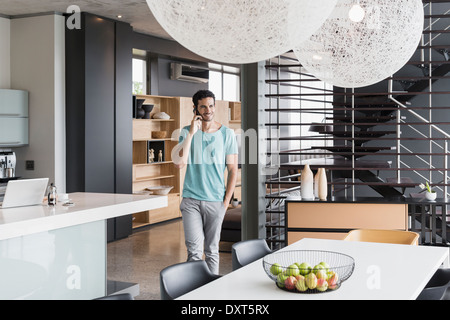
left=132, top=95, right=242, bottom=229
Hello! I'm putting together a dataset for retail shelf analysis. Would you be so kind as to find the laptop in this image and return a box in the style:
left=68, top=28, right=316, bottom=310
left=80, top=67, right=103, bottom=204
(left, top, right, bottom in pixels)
left=0, top=178, right=49, bottom=209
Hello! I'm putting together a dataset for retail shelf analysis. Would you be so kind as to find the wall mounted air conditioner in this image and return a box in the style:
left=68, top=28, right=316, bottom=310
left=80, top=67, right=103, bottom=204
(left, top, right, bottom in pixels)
left=170, top=63, right=209, bottom=84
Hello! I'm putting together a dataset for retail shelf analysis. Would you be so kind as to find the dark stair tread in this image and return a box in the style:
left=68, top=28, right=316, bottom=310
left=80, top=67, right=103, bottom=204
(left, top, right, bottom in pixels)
left=386, top=177, right=417, bottom=186
left=312, top=146, right=394, bottom=152
left=326, top=115, right=396, bottom=122
left=324, top=131, right=397, bottom=137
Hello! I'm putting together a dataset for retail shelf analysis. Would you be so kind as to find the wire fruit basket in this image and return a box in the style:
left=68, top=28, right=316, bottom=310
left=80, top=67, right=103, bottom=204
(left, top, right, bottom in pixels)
left=262, top=250, right=355, bottom=294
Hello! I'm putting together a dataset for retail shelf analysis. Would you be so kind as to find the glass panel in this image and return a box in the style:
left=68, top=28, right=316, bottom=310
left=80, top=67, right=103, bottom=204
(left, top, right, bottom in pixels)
left=0, top=220, right=106, bottom=300
left=133, top=58, right=147, bottom=95
left=209, top=70, right=223, bottom=100
left=223, top=73, right=240, bottom=102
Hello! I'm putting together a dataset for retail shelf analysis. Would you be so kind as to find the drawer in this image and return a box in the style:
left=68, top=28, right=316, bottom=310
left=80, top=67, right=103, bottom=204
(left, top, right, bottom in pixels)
left=0, top=117, right=29, bottom=146
left=287, top=202, right=408, bottom=230
left=0, top=90, right=28, bottom=117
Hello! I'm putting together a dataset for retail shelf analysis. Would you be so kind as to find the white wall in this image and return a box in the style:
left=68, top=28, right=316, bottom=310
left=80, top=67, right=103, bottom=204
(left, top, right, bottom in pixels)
left=10, top=14, right=66, bottom=192
left=0, top=17, right=11, bottom=88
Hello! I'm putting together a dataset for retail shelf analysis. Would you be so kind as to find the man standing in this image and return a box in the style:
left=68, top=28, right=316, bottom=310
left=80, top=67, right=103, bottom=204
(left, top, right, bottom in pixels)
left=173, top=90, right=238, bottom=275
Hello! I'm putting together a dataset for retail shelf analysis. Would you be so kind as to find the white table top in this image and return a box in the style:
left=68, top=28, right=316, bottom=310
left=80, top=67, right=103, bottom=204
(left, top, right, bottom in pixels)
left=0, top=192, right=167, bottom=241
left=178, top=238, right=449, bottom=300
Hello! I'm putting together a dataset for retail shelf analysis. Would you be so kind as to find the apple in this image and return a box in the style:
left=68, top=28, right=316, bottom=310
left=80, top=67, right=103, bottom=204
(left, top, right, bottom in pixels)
left=285, top=264, right=300, bottom=277
left=313, top=264, right=324, bottom=274
left=277, top=273, right=289, bottom=288
left=316, top=269, right=328, bottom=280
left=298, top=262, right=312, bottom=276
left=284, top=276, right=298, bottom=290
left=316, top=278, right=328, bottom=292
left=270, top=263, right=283, bottom=276
left=305, top=272, right=318, bottom=290
left=319, top=261, right=330, bottom=272
left=295, top=275, right=308, bottom=292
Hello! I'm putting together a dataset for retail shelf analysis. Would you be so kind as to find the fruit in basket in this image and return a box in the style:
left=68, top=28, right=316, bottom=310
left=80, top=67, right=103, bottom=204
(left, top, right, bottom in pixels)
left=316, top=269, right=328, bottom=280
left=327, top=271, right=339, bottom=290
left=313, top=264, right=325, bottom=274
left=295, top=275, right=308, bottom=292
left=270, top=263, right=283, bottom=276
left=319, top=261, right=330, bottom=272
left=285, top=276, right=298, bottom=291
left=316, top=278, right=328, bottom=292
left=305, top=273, right=318, bottom=289
left=298, top=262, right=312, bottom=276
left=277, top=273, right=289, bottom=288
left=286, top=264, right=300, bottom=277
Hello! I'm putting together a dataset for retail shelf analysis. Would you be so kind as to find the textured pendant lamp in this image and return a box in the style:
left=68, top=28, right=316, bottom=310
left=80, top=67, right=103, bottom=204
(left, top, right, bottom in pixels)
left=146, top=0, right=337, bottom=64
left=294, top=0, right=424, bottom=88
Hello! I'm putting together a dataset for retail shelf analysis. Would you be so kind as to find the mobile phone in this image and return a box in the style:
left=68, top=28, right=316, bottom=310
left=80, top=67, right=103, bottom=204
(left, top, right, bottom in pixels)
left=194, top=107, right=201, bottom=117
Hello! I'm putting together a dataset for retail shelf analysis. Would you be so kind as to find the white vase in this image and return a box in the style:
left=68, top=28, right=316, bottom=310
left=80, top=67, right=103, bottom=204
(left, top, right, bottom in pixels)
left=425, top=191, right=437, bottom=201
left=301, top=164, right=314, bottom=200
left=318, top=168, right=328, bottom=201
left=314, top=169, right=320, bottom=199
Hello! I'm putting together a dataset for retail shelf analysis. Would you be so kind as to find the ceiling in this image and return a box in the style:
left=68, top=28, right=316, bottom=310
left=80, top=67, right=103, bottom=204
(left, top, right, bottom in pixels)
left=0, top=0, right=171, bottom=40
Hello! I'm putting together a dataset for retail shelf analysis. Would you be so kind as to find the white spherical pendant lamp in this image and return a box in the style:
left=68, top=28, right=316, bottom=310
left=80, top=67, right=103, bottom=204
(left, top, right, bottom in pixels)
left=146, top=0, right=338, bottom=64
left=294, top=0, right=424, bottom=88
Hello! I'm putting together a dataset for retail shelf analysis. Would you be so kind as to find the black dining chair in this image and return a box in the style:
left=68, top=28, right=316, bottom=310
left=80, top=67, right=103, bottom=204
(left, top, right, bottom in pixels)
left=417, top=268, right=450, bottom=300
left=160, top=260, right=221, bottom=300
left=231, top=239, right=272, bottom=271
left=94, top=293, right=134, bottom=300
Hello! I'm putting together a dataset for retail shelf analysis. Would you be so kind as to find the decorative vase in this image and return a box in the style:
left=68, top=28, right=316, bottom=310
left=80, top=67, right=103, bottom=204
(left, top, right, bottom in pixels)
left=425, top=191, right=437, bottom=201
left=318, top=168, right=328, bottom=201
left=142, top=104, right=154, bottom=119
left=314, top=169, right=320, bottom=199
left=301, top=164, right=314, bottom=200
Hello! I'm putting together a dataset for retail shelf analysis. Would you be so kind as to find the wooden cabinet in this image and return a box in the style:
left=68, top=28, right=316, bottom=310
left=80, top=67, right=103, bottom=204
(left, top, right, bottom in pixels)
left=286, top=201, right=408, bottom=245
left=132, top=95, right=242, bottom=228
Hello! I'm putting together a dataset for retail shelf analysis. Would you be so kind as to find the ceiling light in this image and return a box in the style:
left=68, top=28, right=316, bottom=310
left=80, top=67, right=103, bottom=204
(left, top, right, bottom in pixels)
left=294, top=0, right=424, bottom=88
left=146, top=0, right=338, bottom=64
left=348, top=2, right=365, bottom=22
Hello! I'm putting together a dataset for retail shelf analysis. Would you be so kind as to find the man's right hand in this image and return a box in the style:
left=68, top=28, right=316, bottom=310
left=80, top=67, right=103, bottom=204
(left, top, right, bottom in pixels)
left=190, top=114, right=202, bottom=136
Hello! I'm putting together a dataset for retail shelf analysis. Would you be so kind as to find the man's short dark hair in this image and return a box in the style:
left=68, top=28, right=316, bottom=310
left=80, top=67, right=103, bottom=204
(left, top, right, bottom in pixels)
left=192, top=90, right=216, bottom=107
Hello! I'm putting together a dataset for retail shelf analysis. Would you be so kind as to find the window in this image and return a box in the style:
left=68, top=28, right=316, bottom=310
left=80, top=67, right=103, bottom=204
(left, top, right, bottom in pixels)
left=133, top=58, right=147, bottom=95
left=208, top=63, right=240, bottom=101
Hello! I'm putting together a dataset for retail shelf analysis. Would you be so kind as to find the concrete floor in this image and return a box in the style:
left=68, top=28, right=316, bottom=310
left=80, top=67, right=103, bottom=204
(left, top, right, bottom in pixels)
left=107, top=218, right=233, bottom=300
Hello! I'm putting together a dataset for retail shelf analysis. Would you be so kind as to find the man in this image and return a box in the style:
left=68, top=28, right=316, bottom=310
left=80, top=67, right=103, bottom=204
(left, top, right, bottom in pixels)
left=173, top=90, right=238, bottom=275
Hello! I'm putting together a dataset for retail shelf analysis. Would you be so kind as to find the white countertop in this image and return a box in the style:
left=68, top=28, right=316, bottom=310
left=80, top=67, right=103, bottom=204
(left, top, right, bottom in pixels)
left=0, top=192, right=168, bottom=241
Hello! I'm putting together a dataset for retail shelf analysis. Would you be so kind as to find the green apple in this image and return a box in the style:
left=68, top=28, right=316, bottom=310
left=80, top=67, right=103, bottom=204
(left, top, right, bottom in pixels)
left=313, top=264, right=324, bottom=274
left=277, top=273, right=289, bottom=288
left=285, top=264, right=300, bottom=277
left=298, top=262, right=312, bottom=276
left=270, top=263, right=283, bottom=276
left=319, top=261, right=330, bottom=272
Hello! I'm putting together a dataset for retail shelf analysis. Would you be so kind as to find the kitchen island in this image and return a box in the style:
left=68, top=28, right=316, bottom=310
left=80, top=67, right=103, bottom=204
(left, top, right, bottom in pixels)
left=0, top=192, right=167, bottom=300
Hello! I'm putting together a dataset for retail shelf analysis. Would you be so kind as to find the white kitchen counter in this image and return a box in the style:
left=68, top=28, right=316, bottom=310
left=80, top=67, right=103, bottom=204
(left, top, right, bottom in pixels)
left=0, top=192, right=167, bottom=241
left=0, top=192, right=168, bottom=300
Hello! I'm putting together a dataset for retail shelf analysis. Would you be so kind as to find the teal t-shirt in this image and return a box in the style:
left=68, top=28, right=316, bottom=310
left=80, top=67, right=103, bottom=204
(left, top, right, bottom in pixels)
left=179, top=125, right=238, bottom=202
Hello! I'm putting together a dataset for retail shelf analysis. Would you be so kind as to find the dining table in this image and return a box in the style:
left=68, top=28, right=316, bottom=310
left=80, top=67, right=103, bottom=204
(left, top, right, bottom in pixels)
left=178, top=238, right=449, bottom=300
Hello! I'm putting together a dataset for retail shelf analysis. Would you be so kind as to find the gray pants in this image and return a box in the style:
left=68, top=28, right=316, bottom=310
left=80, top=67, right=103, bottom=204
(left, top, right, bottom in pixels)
left=180, top=197, right=226, bottom=275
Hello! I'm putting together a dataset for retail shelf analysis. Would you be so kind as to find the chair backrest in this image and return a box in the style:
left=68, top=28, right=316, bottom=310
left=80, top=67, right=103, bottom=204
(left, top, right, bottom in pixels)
left=344, top=229, right=419, bottom=245
left=160, top=261, right=220, bottom=300
left=231, top=239, right=272, bottom=270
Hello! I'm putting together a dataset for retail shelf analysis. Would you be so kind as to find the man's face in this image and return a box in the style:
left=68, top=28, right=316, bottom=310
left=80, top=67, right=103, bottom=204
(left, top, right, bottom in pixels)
left=196, top=97, right=215, bottom=122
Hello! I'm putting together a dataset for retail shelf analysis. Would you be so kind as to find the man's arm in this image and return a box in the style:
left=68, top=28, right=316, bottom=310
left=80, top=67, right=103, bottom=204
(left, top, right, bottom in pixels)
left=223, top=154, right=238, bottom=208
